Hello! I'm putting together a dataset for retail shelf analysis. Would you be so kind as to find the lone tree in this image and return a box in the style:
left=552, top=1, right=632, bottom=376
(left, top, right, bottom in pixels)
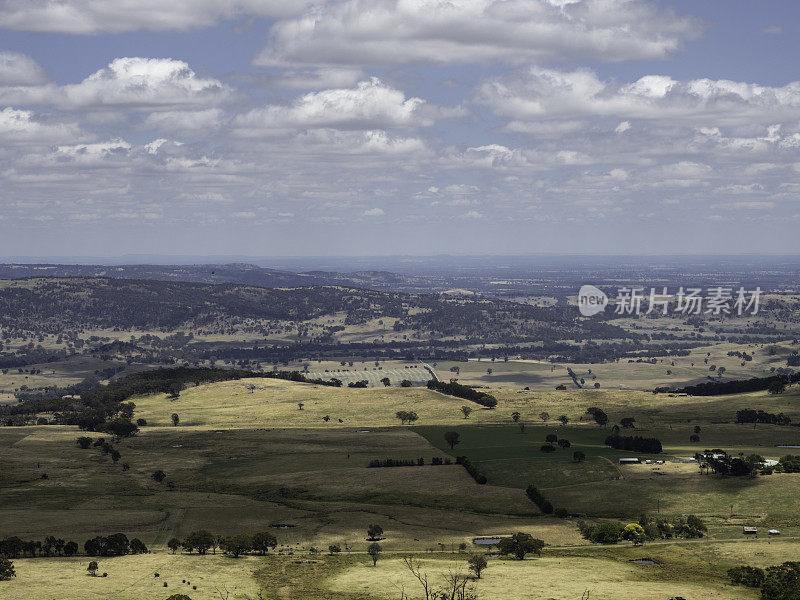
left=0, top=556, right=15, bottom=580
left=467, top=553, right=488, bottom=579
left=167, top=538, right=181, bottom=554
left=558, top=415, right=569, bottom=426
left=367, top=524, right=384, bottom=541
left=498, top=533, right=545, bottom=560
left=444, top=431, right=461, bottom=450
left=395, top=410, right=419, bottom=425
left=381, top=377, right=391, bottom=387
left=171, top=413, right=180, bottom=427
left=573, top=451, right=587, bottom=463
left=511, top=411, right=525, bottom=433
left=367, top=542, right=382, bottom=566
left=87, top=560, right=99, bottom=576
left=460, top=405, right=472, bottom=419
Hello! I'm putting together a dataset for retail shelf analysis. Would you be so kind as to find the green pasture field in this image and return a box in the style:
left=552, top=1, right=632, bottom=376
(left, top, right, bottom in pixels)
left=417, top=421, right=800, bottom=522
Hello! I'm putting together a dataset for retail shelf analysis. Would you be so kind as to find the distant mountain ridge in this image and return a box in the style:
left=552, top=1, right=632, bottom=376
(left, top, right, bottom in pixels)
left=0, top=263, right=410, bottom=291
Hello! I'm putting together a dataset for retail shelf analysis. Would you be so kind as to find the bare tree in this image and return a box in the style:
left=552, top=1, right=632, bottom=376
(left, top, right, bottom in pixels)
left=215, top=584, right=230, bottom=600
left=403, top=556, right=432, bottom=600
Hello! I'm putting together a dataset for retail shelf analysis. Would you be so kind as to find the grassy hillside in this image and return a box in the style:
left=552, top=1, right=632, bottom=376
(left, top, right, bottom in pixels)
left=4, top=376, right=800, bottom=599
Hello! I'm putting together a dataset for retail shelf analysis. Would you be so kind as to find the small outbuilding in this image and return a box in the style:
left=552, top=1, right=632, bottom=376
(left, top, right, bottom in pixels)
left=769, top=529, right=781, bottom=536
left=743, top=527, right=758, bottom=535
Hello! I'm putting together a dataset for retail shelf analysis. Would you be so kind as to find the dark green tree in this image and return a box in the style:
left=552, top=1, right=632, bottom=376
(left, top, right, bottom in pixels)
left=367, top=542, right=382, bottom=566
left=497, top=533, right=544, bottom=560
left=444, top=431, right=460, bottom=450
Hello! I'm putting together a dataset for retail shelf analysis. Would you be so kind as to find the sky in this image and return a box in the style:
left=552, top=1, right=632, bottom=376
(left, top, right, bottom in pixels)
left=1, top=0, right=800, bottom=258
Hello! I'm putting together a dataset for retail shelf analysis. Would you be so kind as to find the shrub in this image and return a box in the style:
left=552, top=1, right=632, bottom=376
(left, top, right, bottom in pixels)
left=728, top=565, right=765, bottom=587
left=0, top=556, right=15, bottom=580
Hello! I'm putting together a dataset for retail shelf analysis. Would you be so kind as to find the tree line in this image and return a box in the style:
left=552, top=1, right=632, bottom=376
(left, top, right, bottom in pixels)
left=604, top=434, right=663, bottom=454
left=0, top=533, right=147, bottom=559
left=678, top=372, right=800, bottom=396
left=426, top=379, right=498, bottom=408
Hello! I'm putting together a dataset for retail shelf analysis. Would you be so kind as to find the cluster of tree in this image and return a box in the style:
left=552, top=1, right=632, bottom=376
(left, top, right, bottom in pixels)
left=525, top=485, right=554, bottom=514
left=540, top=434, right=571, bottom=453
left=678, top=372, right=800, bottom=396
left=456, top=456, right=487, bottom=485
left=578, top=521, right=632, bottom=544
left=735, top=409, right=792, bottom=426
left=0, top=347, right=68, bottom=370
left=696, top=449, right=764, bottom=477
left=728, top=561, right=800, bottom=600
left=778, top=455, right=800, bottom=473
left=84, top=534, right=148, bottom=557
left=77, top=436, right=128, bottom=469
left=0, top=536, right=79, bottom=558
left=367, top=457, right=452, bottom=468
left=604, top=434, right=663, bottom=454
left=635, top=515, right=707, bottom=540
left=168, top=531, right=277, bottom=558
left=3, top=366, right=262, bottom=430
left=347, top=380, right=369, bottom=388
left=426, top=379, right=498, bottom=408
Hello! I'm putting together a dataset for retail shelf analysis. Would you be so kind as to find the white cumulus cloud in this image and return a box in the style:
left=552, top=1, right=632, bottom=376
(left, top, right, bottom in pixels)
left=60, top=57, right=230, bottom=109
left=233, top=78, right=429, bottom=131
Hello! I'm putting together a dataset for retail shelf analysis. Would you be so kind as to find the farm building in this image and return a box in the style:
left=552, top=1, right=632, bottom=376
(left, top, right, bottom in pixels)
left=743, top=527, right=758, bottom=535
left=619, top=457, right=640, bottom=465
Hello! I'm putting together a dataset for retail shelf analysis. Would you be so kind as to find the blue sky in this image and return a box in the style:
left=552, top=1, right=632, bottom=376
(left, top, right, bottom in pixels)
left=1, top=0, right=799, bottom=257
